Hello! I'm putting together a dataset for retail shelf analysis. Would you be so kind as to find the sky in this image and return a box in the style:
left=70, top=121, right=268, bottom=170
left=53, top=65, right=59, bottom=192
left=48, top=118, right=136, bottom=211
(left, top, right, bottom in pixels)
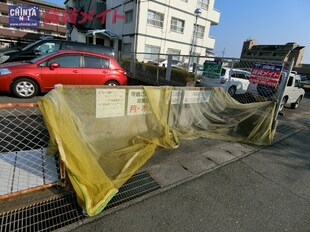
left=211, top=0, right=310, bottom=63
left=45, top=0, right=310, bottom=63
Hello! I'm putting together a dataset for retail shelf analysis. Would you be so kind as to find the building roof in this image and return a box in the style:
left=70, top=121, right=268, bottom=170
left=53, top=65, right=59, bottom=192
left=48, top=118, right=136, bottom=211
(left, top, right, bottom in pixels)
left=293, top=46, right=305, bottom=51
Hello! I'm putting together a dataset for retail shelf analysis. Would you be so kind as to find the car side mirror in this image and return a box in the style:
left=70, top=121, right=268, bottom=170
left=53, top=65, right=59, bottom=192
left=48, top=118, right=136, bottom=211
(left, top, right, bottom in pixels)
left=49, top=62, right=59, bottom=70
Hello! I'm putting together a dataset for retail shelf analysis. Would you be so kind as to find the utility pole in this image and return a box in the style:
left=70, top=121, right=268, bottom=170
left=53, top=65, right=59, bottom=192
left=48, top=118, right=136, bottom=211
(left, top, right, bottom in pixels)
left=222, top=47, right=225, bottom=57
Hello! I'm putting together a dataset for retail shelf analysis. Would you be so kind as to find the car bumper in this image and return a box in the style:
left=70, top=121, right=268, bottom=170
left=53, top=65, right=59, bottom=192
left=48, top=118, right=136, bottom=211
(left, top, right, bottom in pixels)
left=0, top=76, right=11, bottom=92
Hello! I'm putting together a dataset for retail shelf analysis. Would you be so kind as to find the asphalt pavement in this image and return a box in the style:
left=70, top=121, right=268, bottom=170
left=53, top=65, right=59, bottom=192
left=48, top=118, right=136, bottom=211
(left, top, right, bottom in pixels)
left=59, top=104, right=310, bottom=232
left=1, top=85, right=309, bottom=232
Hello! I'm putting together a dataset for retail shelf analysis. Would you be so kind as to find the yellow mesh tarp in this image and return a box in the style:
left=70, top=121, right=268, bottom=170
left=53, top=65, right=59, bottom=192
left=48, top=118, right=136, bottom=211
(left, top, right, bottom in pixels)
left=38, top=85, right=276, bottom=216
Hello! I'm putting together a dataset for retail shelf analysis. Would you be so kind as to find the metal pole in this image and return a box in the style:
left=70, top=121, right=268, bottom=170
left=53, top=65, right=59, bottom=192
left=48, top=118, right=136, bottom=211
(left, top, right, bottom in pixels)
left=226, top=59, right=235, bottom=92
left=188, top=15, right=198, bottom=71
left=273, top=58, right=294, bottom=121
left=156, top=53, right=159, bottom=84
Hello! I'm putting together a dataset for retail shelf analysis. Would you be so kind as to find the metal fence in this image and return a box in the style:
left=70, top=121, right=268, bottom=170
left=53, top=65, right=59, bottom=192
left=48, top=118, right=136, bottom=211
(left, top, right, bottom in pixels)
left=118, top=52, right=294, bottom=120
left=0, top=103, right=65, bottom=200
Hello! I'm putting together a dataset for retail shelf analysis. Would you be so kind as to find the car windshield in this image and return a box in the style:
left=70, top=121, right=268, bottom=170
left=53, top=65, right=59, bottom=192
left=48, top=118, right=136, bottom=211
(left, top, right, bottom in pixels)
left=171, top=60, right=180, bottom=64
left=30, top=51, right=58, bottom=63
left=21, top=40, right=43, bottom=51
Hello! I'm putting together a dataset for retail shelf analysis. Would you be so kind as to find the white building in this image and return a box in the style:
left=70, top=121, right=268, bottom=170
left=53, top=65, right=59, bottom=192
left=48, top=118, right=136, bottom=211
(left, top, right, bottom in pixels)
left=66, top=0, right=220, bottom=63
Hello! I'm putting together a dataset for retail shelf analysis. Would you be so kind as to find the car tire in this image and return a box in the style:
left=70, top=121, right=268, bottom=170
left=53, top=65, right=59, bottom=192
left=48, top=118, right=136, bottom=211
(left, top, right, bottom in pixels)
left=105, top=80, right=119, bottom=86
left=11, top=78, right=39, bottom=98
left=228, top=86, right=236, bottom=96
left=279, top=96, right=287, bottom=112
left=290, top=96, right=302, bottom=109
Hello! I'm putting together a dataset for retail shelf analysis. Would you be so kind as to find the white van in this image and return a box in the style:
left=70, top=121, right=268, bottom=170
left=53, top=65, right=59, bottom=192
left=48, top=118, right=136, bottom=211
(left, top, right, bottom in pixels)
left=247, top=72, right=305, bottom=111
left=200, top=67, right=251, bottom=96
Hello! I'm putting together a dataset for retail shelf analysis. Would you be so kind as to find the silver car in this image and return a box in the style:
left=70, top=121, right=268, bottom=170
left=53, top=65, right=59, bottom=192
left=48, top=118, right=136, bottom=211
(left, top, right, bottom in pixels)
left=200, top=67, right=251, bottom=96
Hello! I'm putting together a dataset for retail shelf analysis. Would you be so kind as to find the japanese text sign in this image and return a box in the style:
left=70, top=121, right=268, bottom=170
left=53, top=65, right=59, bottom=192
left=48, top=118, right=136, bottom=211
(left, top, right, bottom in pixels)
left=96, top=89, right=126, bottom=118
left=203, top=61, right=222, bottom=79
left=249, top=63, right=283, bottom=87
left=44, top=8, right=125, bottom=25
left=127, top=89, right=152, bottom=116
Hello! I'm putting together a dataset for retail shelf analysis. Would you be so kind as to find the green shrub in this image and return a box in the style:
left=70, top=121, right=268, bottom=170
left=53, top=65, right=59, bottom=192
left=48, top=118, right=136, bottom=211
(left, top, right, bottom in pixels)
left=121, top=60, right=195, bottom=84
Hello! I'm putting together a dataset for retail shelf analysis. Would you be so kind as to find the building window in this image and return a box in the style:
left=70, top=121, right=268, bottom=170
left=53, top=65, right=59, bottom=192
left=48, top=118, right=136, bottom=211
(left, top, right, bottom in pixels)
left=170, top=17, right=185, bottom=34
left=167, top=48, right=181, bottom=60
left=125, top=10, right=133, bottom=23
left=194, top=24, right=205, bottom=39
left=197, top=0, right=209, bottom=10
left=147, top=10, right=164, bottom=28
left=145, top=44, right=160, bottom=60
left=123, top=43, right=132, bottom=53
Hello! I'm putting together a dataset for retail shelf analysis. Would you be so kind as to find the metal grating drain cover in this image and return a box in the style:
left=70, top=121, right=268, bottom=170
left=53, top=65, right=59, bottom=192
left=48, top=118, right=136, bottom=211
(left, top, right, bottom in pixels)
left=106, top=171, right=161, bottom=210
left=0, top=171, right=160, bottom=232
left=297, top=118, right=310, bottom=127
left=276, top=124, right=296, bottom=134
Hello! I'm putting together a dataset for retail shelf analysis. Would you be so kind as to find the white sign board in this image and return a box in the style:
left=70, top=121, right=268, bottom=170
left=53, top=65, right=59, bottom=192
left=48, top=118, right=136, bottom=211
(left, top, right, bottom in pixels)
left=96, top=89, right=126, bottom=118
left=183, top=90, right=211, bottom=104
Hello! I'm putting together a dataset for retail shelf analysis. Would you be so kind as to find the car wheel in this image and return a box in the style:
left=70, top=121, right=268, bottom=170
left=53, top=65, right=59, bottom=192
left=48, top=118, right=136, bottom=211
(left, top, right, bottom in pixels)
left=290, top=96, right=302, bottom=109
left=228, top=86, right=236, bottom=96
left=11, top=78, right=39, bottom=98
left=105, top=80, right=119, bottom=86
left=279, top=96, right=287, bottom=112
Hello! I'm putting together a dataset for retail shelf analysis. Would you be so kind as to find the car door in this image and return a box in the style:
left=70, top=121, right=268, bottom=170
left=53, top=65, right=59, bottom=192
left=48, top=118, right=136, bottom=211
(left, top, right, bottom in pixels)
left=81, top=55, right=110, bottom=85
left=39, top=54, right=83, bottom=90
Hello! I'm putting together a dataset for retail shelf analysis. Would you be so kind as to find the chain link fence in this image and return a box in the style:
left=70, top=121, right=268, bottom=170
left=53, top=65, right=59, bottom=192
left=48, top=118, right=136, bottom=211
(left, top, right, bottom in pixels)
left=118, top=52, right=293, bottom=118
left=0, top=103, right=65, bottom=200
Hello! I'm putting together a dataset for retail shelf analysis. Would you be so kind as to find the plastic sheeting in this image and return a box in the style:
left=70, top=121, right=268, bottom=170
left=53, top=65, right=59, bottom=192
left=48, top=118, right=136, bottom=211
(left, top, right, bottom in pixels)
left=38, top=85, right=276, bottom=216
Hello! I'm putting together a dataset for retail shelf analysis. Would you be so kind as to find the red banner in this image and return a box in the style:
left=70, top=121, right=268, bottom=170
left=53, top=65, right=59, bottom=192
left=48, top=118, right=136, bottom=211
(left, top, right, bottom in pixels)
left=249, top=64, right=283, bottom=87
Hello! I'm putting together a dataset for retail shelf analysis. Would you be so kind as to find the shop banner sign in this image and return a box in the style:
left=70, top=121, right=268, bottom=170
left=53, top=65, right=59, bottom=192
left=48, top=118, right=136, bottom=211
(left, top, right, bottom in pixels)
left=249, top=63, right=283, bottom=87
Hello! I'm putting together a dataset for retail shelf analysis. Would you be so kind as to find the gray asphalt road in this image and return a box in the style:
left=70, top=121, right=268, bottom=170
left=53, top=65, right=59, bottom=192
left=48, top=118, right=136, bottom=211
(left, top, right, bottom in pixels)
left=70, top=128, right=310, bottom=232
left=1, top=85, right=309, bottom=232
left=60, top=89, right=310, bottom=232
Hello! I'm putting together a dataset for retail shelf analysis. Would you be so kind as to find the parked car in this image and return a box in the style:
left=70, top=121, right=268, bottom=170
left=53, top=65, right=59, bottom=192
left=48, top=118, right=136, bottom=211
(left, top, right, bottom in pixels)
left=200, top=67, right=251, bottom=95
left=0, top=39, right=114, bottom=64
left=0, top=50, right=127, bottom=98
left=247, top=71, right=305, bottom=111
left=300, top=75, right=310, bottom=86
left=147, top=59, right=182, bottom=68
left=147, top=58, right=165, bottom=66
left=159, top=59, right=182, bottom=68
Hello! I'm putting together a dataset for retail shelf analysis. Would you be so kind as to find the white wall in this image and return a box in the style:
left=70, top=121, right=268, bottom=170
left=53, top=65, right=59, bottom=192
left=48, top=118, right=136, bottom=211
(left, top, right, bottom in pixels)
left=102, top=0, right=220, bottom=61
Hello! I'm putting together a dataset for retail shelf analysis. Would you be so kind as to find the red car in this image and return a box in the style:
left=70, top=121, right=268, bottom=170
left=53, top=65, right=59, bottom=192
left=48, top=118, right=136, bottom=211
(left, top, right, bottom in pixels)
left=0, top=50, right=127, bottom=98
